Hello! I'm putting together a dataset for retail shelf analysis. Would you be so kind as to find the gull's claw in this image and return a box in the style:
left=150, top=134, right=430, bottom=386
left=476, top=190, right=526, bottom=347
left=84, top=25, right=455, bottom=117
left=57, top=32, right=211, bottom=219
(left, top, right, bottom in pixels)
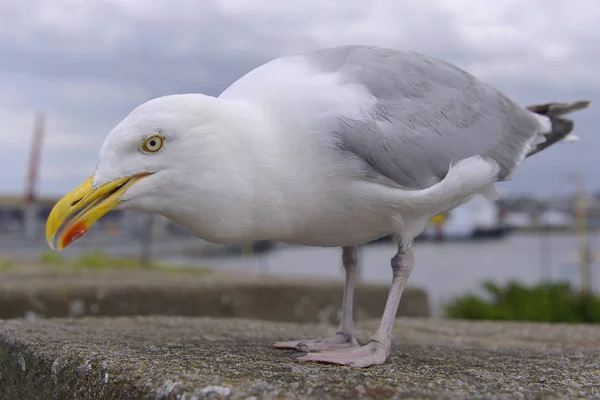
left=272, top=332, right=359, bottom=352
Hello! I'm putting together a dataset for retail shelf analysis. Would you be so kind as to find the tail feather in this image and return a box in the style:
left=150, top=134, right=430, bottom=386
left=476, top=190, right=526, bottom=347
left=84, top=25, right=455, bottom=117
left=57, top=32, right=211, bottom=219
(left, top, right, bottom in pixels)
left=526, top=100, right=591, bottom=157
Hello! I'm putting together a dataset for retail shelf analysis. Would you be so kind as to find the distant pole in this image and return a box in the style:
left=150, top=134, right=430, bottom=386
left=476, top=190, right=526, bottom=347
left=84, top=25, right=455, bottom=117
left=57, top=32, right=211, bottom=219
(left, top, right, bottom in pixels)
left=570, top=173, right=591, bottom=292
left=536, top=196, right=552, bottom=282
left=139, top=214, right=154, bottom=266
left=23, top=111, right=45, bottom=239
left=431, top=213, right=447, bottom=242
left=539, top=230, right=552, bottom=282
left=242, top=242, right=253, bottom=257
left=241, top=242, right=258, bottom=273
left=24, top=111, right=45, bottom=204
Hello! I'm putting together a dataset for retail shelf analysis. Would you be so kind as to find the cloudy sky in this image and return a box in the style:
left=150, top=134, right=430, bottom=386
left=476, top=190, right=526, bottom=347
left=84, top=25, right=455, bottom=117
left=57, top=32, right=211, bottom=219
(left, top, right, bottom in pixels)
left=0, top=0, right=597, bottom=198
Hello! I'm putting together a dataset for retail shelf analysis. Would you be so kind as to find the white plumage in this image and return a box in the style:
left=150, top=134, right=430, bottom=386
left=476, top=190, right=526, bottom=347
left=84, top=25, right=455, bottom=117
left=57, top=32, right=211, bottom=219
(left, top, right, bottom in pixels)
left=78, top=45, right=590, bottom=367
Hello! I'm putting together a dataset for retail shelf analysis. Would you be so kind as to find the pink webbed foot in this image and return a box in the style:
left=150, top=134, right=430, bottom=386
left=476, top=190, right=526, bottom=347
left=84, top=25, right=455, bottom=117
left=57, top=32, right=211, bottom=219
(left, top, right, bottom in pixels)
left=295, top=340, right=389, bottom=368
left=272, top=332, right=359, bottom=352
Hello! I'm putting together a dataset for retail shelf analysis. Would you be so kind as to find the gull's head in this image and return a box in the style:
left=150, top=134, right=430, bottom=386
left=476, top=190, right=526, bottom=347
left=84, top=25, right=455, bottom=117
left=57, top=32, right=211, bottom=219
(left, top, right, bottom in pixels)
left=46, top=93, right=228, bottom=251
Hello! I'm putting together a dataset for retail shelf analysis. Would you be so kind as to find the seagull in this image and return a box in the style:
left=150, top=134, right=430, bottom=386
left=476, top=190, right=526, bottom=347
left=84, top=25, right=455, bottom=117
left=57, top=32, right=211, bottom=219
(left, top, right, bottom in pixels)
left=46, top=45, right=590, bottom=368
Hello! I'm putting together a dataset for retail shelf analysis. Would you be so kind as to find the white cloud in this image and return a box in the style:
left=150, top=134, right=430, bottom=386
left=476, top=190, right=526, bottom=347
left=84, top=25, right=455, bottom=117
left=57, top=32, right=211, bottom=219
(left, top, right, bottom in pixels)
left=438, top=0, right=600, bottom=86
left=0, top=108, right=39, bottom=148
left=0, top=0, right=598, bottom=196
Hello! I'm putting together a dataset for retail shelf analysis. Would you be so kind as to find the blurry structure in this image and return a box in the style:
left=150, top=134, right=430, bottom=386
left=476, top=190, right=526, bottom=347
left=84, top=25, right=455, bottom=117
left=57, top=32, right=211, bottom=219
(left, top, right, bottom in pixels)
left=570, top=173, right=592, bottom=293
left=420, top=196, right=511, bottom=241
left=139, top=214, right=155, bottom=266
left=539, top=210, right=573, bottom=228
left=430, top=213, right=448, bottom=241
left=23, top=112, right=45, bottom=239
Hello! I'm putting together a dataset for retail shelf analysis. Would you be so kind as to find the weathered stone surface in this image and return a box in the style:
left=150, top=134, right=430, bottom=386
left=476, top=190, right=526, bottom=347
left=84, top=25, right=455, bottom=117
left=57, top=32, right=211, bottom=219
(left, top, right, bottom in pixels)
left=0, top=267, right=429, bottom=322
left=1, top=316, right=600, bottom=399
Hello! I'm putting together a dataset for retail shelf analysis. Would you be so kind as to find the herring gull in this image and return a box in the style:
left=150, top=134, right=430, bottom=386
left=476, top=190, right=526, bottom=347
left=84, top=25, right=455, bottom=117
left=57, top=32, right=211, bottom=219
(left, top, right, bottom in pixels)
left=46, top=45, right=590, bottom=367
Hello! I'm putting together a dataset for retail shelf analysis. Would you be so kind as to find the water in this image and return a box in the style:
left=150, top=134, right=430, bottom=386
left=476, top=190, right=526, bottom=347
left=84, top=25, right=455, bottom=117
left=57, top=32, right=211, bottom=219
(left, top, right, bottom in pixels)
left=2, top=232, right=599, bottom=315
left=161, top=232, right=600, bottom=315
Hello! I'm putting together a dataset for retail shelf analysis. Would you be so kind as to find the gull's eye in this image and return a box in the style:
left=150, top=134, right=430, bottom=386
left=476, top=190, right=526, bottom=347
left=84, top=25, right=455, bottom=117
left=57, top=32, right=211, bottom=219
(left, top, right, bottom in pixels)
left=142, top=134, right=164, bottom=153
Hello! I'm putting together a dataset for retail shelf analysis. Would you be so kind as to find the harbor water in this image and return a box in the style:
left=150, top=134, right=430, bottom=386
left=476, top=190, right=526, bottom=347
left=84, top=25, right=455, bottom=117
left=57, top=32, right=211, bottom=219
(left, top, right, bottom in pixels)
left=3, top=231, right=597, bottom=316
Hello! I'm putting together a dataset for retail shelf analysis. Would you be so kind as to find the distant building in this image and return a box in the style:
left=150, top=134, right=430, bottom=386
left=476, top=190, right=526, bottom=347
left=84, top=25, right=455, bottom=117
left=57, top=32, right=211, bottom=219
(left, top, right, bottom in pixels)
left=503, top=212, right=532, bottom=228
left=0, top=196, right=127, bottom=238
left=0, top=195, right=197, bottom=241
left=539, top=210, right=573, bottom=228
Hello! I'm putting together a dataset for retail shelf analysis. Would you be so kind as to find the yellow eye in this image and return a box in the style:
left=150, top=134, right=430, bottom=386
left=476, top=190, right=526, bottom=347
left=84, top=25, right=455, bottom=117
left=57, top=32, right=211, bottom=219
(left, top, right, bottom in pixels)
left=142, top=134, right=164, bottom=153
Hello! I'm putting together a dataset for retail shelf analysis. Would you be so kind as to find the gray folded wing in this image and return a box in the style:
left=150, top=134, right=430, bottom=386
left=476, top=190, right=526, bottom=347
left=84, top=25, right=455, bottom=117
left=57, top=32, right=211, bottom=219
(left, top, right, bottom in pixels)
left=303, top=45, right=544, bottom=190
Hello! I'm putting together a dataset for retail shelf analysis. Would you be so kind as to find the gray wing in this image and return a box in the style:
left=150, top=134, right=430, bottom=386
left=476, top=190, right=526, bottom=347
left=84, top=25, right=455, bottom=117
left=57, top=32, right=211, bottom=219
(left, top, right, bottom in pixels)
left=301, top=45, right=543, bottom=189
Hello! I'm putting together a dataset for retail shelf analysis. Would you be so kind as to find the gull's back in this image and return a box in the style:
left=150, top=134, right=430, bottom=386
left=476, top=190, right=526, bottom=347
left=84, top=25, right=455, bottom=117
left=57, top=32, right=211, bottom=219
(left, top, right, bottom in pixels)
left=220, top=45, right=562, bottom=191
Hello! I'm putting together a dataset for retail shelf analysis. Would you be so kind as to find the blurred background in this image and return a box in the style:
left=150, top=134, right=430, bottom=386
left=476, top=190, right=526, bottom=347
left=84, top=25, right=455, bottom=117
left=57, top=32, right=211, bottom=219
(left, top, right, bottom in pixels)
left=1, top=0, right=599, bottom=323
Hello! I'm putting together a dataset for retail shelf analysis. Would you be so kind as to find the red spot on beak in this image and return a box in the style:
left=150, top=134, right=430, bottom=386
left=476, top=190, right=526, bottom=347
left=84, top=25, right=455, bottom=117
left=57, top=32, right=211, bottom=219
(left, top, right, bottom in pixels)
left=61, top=220, right=88, bottom=249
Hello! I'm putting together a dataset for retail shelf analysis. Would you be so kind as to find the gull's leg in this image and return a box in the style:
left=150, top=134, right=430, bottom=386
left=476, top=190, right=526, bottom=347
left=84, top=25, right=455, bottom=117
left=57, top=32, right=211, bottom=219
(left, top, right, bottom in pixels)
left=272, top=245, right=360, bottom=352
left=296, top=240, right=414, bottom=367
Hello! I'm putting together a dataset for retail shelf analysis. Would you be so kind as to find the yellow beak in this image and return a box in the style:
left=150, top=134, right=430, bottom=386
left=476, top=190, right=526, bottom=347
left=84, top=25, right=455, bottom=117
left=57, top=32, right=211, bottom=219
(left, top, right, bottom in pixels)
left=45, top=173, right=151, bottom=251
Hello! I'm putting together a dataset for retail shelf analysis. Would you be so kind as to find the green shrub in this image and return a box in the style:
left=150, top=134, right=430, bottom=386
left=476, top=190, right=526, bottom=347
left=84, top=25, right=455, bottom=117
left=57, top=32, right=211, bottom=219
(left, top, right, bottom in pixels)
left=73, top=250, right=212, bottom=274
left=0, top=258, right=16, bottom=271
left=40, top=250, right=64, bottom=265
left=38, top=248, right=212, bottom=274
left=74, top=250, right=132, bottom=269
left=444, top=280, right=600, bottom=323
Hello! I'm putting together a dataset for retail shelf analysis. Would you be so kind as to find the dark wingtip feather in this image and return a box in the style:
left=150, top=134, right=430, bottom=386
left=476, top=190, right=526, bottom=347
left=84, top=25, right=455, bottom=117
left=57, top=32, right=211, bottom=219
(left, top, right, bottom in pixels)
left=526, top=100, right=591, bottom=117
left=525, top=100, right=591, bottom=157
